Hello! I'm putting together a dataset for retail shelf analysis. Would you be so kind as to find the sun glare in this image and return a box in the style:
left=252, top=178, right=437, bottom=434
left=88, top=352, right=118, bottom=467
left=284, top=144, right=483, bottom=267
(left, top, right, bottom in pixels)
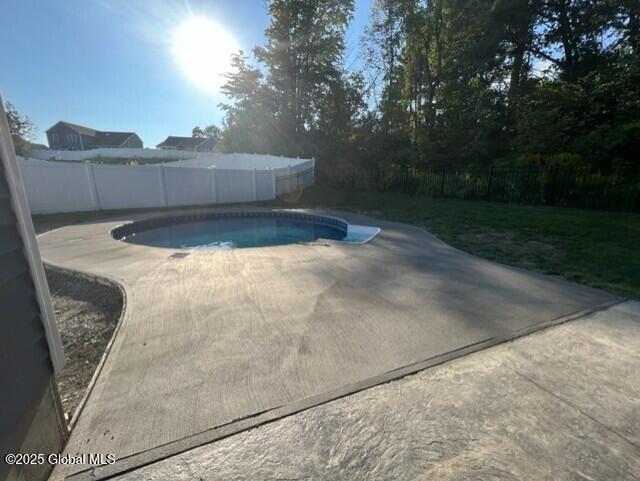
left=171, top=16, right=238, bottom=93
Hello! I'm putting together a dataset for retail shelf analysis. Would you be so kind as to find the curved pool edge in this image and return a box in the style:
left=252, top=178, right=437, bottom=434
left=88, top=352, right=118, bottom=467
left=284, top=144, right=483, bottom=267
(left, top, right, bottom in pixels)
left=110, top=209, right=381, bottom=249
left=343, top=225, right=381, bottom=244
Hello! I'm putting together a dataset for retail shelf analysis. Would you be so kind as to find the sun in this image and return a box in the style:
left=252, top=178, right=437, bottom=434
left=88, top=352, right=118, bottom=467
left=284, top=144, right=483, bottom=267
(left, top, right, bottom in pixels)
left=171, top=16, right=239, bottom=93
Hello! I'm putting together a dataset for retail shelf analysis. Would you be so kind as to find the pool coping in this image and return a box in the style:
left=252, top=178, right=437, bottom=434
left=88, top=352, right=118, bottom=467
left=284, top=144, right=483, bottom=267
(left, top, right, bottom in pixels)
left=110, top=208, right=381, bottom=248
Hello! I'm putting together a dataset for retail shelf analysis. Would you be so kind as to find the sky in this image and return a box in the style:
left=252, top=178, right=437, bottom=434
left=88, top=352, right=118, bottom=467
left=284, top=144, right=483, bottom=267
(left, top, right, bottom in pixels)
left=0, top=0, right=374, bottom=147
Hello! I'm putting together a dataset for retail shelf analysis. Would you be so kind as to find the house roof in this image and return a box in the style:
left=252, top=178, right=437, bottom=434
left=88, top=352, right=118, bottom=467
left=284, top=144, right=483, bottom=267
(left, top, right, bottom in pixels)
left=46, top=121, right=140, bottom=147
left=156, top=136, right=215, bottom=149
left=46, top=121, right=97, bottom=136
left=92, top=131, right=136, bottom=147
left=29, top=143, right=49, bottom=150
left=157, top=136, right=199, bottom=148
left=196, top=137, right=216, bottom=149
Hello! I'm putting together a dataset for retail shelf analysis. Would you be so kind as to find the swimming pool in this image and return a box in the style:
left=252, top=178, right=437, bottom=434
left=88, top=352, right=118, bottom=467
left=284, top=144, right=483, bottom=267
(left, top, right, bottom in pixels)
left=112, top=211, right=380, bottom=249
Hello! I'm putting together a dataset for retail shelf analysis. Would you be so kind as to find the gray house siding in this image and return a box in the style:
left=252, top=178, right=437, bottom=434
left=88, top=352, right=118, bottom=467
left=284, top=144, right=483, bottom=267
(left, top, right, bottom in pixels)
left=121, top=134, right=143, bottom=148
left=46, top=123, right=83, bottom=150
left=80, top=133, right=94, bottom=150
left=0, top=162, right=53, bottom=422
left=196, top=137, right=216, bottom=152
left=157, top=136, right=216, bottom=151
left=0, top=163, right=62, bottom=481
left=46, top=122, right=144, bottom=150
left=1, top=99, right=66, bottom=481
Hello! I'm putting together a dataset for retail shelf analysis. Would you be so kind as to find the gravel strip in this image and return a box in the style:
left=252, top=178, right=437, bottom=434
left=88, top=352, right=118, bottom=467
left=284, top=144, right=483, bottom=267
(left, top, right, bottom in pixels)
left=46, top=267, right=123, bottom=420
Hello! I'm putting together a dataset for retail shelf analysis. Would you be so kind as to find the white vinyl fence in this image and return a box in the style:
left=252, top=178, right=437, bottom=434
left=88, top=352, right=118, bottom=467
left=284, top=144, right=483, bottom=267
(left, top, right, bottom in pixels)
left=29, top=148, right=313, bottom=170
left=30, top=147, right=199, bottom=162
left=18, top=153, right=313, bottom=215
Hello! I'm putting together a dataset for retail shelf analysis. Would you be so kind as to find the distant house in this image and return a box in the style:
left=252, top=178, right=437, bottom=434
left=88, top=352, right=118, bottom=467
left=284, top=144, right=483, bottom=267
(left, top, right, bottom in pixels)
left=156, top=136, right=216, bottom=152
left=46, top=121, right=143, bottom=150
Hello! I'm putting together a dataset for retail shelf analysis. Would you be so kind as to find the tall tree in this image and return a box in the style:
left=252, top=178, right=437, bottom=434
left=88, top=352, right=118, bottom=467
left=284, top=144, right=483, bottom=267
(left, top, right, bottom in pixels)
left=191, top=126, right=205, bottom=139
left=203, top=125, right=221, bottom=141
left=4, top=101, right=34, bottom=156
left=254, top=0, right=354, bottom=155
left=218, top=0, right=639, bottom=175
left=494, top=0, right=537, bottom=116
left=528, top=0, right=615, bottom=81
left=363, top=0, right=406, bottom=133
left=219, top=51, right=279, bottom=153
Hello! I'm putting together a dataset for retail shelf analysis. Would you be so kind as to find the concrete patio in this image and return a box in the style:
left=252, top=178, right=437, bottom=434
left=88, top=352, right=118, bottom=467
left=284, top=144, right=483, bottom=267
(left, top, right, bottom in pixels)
left=112, top=301, right=640, bottom=481
left=38, top=208, right=619, bottom=480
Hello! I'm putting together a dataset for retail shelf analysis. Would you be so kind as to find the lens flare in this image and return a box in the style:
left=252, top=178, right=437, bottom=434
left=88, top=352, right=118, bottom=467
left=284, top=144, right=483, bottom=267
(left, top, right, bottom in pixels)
left=171, top=16, right=238, bottom=93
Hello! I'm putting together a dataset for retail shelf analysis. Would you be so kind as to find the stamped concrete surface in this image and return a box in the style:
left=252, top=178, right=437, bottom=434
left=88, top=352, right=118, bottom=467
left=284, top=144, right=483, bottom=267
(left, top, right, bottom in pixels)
left=37, top=208, right=616, bottom=478
left=112, top=301, right=640, bottom=481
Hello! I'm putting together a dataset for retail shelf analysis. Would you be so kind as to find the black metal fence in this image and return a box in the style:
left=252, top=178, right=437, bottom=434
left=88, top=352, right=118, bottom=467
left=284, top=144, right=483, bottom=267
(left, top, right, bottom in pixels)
left=276, top=166, right=315, bottom=196
left=323, top=164, right=640, bottom=212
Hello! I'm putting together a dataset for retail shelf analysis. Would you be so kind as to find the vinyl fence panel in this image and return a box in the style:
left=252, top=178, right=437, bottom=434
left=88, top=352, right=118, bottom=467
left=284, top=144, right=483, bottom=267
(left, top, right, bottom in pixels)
left=17, top=153, right=314, bottom=214
left=214, top=168, right=255, bottom=204
left=19, top=162, right=97, bottom=213
left=255, top=169, right=276, bottom=201
left=92, top=164, right=165, bottom=210
left=162, top=166, right=212, bottom=206
left=30, top=148, right=200, bottom=161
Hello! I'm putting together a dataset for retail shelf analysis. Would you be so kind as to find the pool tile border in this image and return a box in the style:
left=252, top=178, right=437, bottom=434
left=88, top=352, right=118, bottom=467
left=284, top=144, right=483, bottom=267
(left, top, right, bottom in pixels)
left=111, top=210, right=350, bottom=242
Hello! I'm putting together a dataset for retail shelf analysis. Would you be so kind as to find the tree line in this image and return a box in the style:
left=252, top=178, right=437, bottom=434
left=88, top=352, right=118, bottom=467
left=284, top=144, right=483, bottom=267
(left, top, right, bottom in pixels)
left=218, top=0, right=639, bottom=183
left=6, top=1, right=638, bottom=181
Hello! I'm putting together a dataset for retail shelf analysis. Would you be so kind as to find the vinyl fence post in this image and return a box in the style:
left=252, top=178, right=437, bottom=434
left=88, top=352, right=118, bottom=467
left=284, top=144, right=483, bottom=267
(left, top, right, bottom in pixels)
left=210, top=167, right=217, bottom=204
left=271, top=168, right=277, bottom=199
left=287, top=165, right=292, bottom=193
left=159, top=165, right=168, bottom=207
left=87, top=164, right=101, bottom=211
left=252, top=168, right=258, bottom=201
left=439, top=169, right=446, bottom=197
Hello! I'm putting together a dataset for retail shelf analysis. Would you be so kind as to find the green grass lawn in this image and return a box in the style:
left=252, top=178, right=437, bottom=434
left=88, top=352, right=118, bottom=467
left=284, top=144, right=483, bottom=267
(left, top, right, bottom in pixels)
left=34, top=185, right=640, bottom=299
left=272, top=186, right=640, bottom=299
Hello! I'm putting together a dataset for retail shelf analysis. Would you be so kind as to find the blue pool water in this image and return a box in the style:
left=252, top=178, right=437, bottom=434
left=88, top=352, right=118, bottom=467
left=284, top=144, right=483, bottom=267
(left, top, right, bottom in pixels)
left=121, top=216, right=351, bottom=249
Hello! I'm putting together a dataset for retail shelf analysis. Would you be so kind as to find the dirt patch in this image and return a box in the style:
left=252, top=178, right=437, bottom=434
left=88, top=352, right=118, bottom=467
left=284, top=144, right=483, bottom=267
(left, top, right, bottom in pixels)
left=457, top=229, right=566, bottom=273
left=46, top=267, right=123, bottom=420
